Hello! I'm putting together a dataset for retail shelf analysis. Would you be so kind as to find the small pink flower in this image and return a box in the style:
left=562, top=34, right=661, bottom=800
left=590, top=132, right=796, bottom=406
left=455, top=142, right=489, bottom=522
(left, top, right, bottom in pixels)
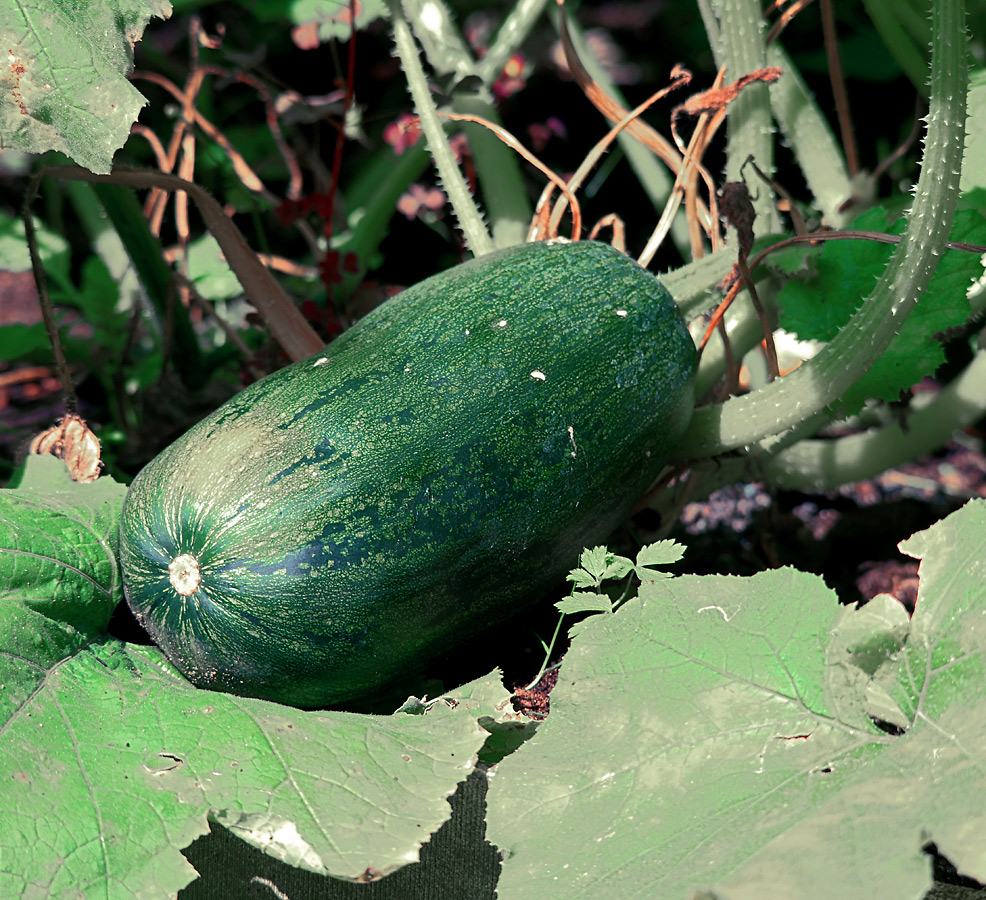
left=384, top=113, right=422, bottom=155
left=397, top=184, right=446, bottom=220
left=291, top=23, right=320, bottom=50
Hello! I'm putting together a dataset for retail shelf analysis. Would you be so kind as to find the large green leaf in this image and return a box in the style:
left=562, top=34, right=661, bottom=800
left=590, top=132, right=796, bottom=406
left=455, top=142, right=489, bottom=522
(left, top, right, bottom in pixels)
left=777, top=208, right=986, bottom=413
left=487, top=501, right=986, bottom=899
left=0, top=455, right=126, bottom=720
left=0, top=457, right=509, bottom=898
left=0, top=643, right=505, bottom=898
left=0, top=0, right=171, bottom=173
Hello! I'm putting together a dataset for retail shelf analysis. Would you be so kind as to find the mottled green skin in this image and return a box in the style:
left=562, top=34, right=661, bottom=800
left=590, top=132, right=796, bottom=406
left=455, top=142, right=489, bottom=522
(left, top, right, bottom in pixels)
left=119, top=240, right=696, bottom=708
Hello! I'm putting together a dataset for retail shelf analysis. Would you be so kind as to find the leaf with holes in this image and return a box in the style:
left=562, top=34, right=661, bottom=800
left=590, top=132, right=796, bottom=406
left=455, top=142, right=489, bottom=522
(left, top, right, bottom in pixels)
left=0, top=455, right=125, bottom=721
left=0, top=0, right=172, bottom=173
left=0, top=640, right=504, bottom=899
left=487, top=500, right=986, bottom=900
left=0, top=457, right=508, bottom=898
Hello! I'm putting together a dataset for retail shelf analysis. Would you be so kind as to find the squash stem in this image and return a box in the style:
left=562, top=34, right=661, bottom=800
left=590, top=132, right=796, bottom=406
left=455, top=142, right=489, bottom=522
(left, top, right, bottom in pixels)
left=677, top=0, right=968, bottom=460
left=762, top=349, right=986, bottom=492
left=389, top=0, right=494, bottom=257
left=766, top=42, right=852, bottom=228
left=713, top=0, right=778, bottom=235
left=476, top=0, right=549, bottom=86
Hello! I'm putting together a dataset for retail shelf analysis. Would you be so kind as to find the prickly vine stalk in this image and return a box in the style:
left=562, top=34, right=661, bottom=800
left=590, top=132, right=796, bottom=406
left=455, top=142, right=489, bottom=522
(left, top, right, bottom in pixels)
left=678, top=0, right=968, bottom=460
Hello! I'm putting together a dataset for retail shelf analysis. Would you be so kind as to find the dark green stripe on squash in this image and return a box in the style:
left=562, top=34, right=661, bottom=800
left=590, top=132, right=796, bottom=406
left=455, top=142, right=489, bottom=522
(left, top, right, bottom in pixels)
left=119, top=239, right=697, bottom=708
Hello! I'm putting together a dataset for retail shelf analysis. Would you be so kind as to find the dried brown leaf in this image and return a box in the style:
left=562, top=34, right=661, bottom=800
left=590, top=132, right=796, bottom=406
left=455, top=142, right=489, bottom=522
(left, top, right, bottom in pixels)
left=29, top=414, right=103, bottom=484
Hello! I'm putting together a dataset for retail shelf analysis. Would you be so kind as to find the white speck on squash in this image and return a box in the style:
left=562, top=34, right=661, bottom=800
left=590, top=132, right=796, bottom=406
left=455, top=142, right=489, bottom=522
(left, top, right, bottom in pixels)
left=530, top=370, right=546, bottom=381
left=615, top=309, right=628, bottom=317
left=169, top=553, right=201, bottom=596
left=494, top=319, right=507, bottom=328
left=313, top=357, right=330, bottom=367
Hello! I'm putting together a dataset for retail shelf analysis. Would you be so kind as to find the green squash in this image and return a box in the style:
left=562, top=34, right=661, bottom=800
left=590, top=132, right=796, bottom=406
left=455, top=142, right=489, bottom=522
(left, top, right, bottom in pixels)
left=119, top=239, right=697, bottom=708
